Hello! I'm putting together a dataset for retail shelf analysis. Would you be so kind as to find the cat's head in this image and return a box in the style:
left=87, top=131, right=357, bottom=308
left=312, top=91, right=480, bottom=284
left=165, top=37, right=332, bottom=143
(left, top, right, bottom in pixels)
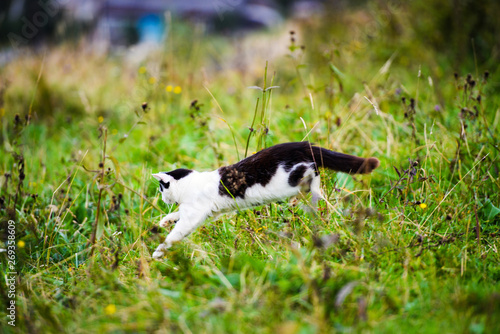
left=152, top=168, right=193, bottom=204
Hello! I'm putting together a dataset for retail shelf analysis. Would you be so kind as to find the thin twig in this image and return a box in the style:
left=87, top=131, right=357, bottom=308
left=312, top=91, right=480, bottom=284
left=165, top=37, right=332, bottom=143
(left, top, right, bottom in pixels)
left=379, top=166, right=409, bottom=203
left=473, top=203, right=481, bottom=246
left=89, top=128, right=107, bottom=257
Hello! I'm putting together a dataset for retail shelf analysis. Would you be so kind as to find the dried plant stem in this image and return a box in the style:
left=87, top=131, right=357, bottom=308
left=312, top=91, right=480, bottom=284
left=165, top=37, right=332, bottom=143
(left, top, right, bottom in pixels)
left=244, top=97, right=260, bottom=158
left=473, top=203, right=481, bottom=247
left=89, top=128, right=108, bottom=258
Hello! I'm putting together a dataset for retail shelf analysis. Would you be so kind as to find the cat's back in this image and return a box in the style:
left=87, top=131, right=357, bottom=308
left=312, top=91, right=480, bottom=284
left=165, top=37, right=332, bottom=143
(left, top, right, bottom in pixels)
left=217, top=142, right=314, bottom=200
left=238, top=142, right=313, bottom=170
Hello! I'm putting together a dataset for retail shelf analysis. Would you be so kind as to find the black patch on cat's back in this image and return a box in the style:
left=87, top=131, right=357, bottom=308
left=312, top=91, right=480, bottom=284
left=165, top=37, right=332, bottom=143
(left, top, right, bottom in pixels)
left=218, top=142, right=316, bottom=198
left=219, top=166, right=248, bottom=198
left=166, top=168, right=193, bottom=180
left=288, top=165, right=307, bottom=187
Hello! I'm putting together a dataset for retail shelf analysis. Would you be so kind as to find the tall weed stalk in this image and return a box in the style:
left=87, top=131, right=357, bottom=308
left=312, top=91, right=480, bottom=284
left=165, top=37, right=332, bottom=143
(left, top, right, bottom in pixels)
left=245, top=61, right=279, bottom=156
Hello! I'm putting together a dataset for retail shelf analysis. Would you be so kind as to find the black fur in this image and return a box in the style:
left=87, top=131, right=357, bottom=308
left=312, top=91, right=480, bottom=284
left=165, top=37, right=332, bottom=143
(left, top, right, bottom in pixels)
left=218, top=166, right=248, bottom=198
left=166, top=168, right=193, bottom=180
left=218, top=142, right=378, bottom=199
left=159, top=180, right=170, bottom=191
left=288, top=165, right=308, bottom=187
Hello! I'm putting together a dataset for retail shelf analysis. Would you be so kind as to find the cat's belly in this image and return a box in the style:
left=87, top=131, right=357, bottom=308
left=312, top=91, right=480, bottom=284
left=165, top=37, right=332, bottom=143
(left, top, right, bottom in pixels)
left=236, top=166, right=301, bottom=207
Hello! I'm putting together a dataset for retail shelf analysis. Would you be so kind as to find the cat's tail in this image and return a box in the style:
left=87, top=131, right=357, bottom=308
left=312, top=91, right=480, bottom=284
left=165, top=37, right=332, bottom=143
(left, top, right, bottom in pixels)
left=310, top=145, right=380, bottom=174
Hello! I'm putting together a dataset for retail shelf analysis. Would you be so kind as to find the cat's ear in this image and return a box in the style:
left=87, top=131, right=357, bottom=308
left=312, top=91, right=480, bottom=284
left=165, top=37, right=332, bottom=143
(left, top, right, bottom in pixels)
left=152, top=173, right=168, bottom=182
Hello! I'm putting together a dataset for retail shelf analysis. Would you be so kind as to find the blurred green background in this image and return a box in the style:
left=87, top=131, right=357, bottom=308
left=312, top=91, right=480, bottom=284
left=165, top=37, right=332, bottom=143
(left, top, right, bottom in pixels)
left=1, top=0, right=499, bottom=333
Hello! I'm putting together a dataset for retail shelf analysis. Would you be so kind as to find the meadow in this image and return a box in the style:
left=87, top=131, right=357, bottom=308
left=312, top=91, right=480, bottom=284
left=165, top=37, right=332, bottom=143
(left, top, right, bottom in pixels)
left=1, top=4, right=500, bottom=333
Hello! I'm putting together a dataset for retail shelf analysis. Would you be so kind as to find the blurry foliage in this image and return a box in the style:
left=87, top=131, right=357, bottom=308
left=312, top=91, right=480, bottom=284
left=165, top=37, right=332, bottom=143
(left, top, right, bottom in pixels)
left=404, top=0, right=500, bottom=64
left=0, top=1, right=500, bottom=333
left=0, top=0, right=64, bottom=47
left=311, top=0, right=500, bottom=76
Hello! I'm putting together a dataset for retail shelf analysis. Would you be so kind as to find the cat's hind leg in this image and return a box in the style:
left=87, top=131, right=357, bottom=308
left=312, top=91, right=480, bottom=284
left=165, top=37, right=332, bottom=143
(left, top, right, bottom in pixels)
left=298, top=172, right=323, bottom=212
left=308, top=174, right=337, bottom=217
left=309, top=175, right=324, bottom=209
left=159, top=211, right=180, bottom=227
left=153, top=207, right=211, bottom=259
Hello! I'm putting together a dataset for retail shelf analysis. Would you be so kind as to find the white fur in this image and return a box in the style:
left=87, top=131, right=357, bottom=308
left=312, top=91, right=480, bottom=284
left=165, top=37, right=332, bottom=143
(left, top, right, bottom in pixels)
left=151, top=164, right=323, bottom=259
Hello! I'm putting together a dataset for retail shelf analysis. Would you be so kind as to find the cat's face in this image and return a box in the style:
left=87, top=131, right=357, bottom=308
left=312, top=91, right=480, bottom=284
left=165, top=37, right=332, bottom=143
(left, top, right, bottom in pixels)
left=152, top=173, right=176, bottom=204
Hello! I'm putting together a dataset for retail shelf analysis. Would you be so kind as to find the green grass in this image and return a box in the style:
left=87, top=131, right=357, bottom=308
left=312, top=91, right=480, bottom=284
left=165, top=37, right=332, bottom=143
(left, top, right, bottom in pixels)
left=1, top=5, right=500, bottom=333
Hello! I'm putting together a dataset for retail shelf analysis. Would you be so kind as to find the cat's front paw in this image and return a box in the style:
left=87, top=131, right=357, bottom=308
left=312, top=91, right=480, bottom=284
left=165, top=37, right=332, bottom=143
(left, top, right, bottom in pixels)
left=159, top=213, right=180, bottom=227
left=159, top=219, right=177, bottom=228
left=152, top=249, right=165, bottom=259
left=152, top=244, right=167, bottom=259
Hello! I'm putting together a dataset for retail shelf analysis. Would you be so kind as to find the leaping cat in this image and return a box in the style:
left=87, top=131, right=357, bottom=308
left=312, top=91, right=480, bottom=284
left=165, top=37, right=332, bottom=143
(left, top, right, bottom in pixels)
left=152, top=142, right=379, bottom=259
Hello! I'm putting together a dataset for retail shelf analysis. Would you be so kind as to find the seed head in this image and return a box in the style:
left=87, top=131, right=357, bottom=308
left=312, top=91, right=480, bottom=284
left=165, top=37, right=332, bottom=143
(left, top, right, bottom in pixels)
left=335, top=117, right=342, bottom=127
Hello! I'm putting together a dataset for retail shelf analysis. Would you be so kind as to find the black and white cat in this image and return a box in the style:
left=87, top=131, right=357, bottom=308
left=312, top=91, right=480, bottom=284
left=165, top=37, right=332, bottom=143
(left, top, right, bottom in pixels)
left=152, top=142, right=379, bottom=259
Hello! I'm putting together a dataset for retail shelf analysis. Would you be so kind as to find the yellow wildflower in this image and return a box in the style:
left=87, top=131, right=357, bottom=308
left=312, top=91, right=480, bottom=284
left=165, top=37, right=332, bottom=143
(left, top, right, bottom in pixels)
left=98, top=116, right=104, bottom=123
left=173, top=86, right=182, bottom=94
left=138, top=66, right=147, bottom=74
left=17, top=240, right=25, bottom=248
left=419, top=203, right=427, bottom=209
left=148, top=77, right=156, bottom=85
left=104, top=304, right=116, bottom=315
left=165, top=85, right=173, bottom=92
